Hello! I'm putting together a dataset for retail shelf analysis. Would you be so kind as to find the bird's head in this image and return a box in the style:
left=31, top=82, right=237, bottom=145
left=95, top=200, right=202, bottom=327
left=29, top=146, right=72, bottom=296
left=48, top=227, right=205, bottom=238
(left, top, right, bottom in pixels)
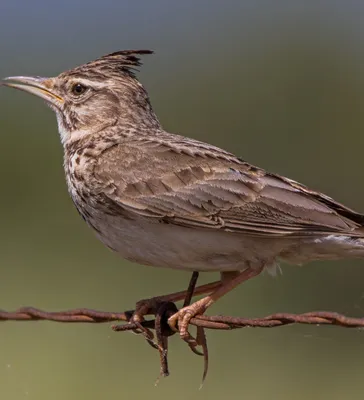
left=2, top=50, right=160, bottom=145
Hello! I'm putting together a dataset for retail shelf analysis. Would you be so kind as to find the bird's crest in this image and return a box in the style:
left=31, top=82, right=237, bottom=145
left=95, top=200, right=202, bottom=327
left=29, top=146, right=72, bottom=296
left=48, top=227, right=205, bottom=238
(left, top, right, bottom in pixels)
left=63, top=50, right=154, bottom=79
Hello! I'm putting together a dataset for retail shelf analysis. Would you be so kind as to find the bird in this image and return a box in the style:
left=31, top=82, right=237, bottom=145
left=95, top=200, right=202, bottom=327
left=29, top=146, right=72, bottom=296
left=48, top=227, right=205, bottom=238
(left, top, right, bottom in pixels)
left=3, top=50, right=364, bottom=344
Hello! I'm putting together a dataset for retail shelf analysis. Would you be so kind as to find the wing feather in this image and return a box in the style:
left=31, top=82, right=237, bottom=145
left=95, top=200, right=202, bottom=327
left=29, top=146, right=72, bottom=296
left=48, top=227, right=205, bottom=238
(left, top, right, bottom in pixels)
left=94, top=136, right=364, bottom=237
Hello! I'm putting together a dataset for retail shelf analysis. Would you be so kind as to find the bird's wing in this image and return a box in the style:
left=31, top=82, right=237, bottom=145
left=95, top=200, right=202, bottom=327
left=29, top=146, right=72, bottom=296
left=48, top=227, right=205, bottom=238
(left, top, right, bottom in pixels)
left=94, top=135, right=364, bottom=237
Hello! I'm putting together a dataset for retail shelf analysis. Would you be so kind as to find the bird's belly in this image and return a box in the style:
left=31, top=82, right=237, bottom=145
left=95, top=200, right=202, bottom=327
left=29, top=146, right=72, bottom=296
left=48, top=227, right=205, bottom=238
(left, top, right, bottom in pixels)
left=87, top=213, right=286, bottom=272
left=85, top=210, right=364, bottom=272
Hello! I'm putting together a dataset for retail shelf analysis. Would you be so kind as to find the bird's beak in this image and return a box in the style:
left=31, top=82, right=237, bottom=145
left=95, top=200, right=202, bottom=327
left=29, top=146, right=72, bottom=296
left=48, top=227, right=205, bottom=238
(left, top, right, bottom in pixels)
left=1, top=76, right=63, bottom=107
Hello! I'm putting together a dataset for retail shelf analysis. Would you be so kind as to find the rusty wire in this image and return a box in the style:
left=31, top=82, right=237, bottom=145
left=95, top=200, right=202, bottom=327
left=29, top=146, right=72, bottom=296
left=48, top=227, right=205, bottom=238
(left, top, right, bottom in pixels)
left=2, top=305, right=364, bottom=377
left=2, top=307, right=364, bottom=379
left=2, top=270, right=364, bottom=379
left=2, top=307, right=364, bottom=329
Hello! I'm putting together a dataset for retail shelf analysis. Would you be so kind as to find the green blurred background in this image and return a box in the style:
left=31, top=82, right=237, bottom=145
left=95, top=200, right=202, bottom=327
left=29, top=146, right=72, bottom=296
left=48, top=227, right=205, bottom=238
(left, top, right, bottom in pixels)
left=1, top=1, right=364, bottom=398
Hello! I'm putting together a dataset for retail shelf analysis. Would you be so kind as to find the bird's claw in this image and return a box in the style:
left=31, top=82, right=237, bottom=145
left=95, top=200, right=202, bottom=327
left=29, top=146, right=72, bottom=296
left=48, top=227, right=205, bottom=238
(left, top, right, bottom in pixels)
left=168, top=302, right=207, bottom=345
left=129, top=298, right=163, bottom=348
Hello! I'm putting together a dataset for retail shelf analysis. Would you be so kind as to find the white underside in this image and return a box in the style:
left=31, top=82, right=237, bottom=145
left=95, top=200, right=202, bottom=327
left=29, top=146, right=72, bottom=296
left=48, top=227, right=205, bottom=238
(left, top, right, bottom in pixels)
left=88, top=211, right=364, bottom=273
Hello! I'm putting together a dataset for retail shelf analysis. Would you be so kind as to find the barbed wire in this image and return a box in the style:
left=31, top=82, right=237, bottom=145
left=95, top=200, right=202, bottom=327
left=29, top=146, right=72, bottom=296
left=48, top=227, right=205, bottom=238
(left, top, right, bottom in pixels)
left=2, top=305, right=364, bottom=379
left=2, top=306, right=364, bottom=329
left=2, top=271, right=364, bottom=380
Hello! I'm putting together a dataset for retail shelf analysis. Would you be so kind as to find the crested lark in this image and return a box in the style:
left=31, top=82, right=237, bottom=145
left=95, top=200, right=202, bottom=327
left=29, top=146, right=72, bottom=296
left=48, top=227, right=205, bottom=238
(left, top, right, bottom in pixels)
left=3, top=50, right=364, bottom=342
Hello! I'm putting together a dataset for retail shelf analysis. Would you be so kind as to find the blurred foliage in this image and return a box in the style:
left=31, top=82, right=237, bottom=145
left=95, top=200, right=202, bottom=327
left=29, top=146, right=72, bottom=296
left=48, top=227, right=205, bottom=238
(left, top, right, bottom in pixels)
left=1, top=1, right=364, bottom=399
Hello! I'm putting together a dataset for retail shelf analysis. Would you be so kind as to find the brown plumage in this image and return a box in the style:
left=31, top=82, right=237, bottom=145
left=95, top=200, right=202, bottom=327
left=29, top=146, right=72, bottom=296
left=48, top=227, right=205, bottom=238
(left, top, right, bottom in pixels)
left=3, top=50, right=364, bottom=343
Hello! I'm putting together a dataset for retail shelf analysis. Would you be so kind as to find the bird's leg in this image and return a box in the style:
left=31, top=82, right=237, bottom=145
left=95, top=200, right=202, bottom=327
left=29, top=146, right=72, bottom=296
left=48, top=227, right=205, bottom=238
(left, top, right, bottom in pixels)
left=181, top=271, right=241, bottom=355
left=168, top=266, right=264, bottom=344
left=130, top=279, right=222, bottom=339
left=182, top=271, right=200, bottom=308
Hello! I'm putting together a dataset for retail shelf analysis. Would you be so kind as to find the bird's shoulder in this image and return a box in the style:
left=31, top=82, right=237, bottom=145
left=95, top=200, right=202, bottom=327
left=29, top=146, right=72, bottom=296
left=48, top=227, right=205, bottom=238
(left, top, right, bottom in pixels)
left=94, top=130, right=262, bottom=196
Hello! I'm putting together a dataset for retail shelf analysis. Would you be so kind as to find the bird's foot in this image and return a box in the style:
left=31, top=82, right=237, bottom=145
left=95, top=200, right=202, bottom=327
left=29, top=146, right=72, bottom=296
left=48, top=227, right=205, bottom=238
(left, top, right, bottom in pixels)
left=130, top=297, right=165, bottom=349
left=168, top=297, right=210, bottom=347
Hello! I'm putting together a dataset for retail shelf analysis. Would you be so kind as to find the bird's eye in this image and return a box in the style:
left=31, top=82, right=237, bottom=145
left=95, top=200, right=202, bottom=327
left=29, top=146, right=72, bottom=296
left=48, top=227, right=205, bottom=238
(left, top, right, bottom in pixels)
left=71, top=83, right=87, bottom=96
